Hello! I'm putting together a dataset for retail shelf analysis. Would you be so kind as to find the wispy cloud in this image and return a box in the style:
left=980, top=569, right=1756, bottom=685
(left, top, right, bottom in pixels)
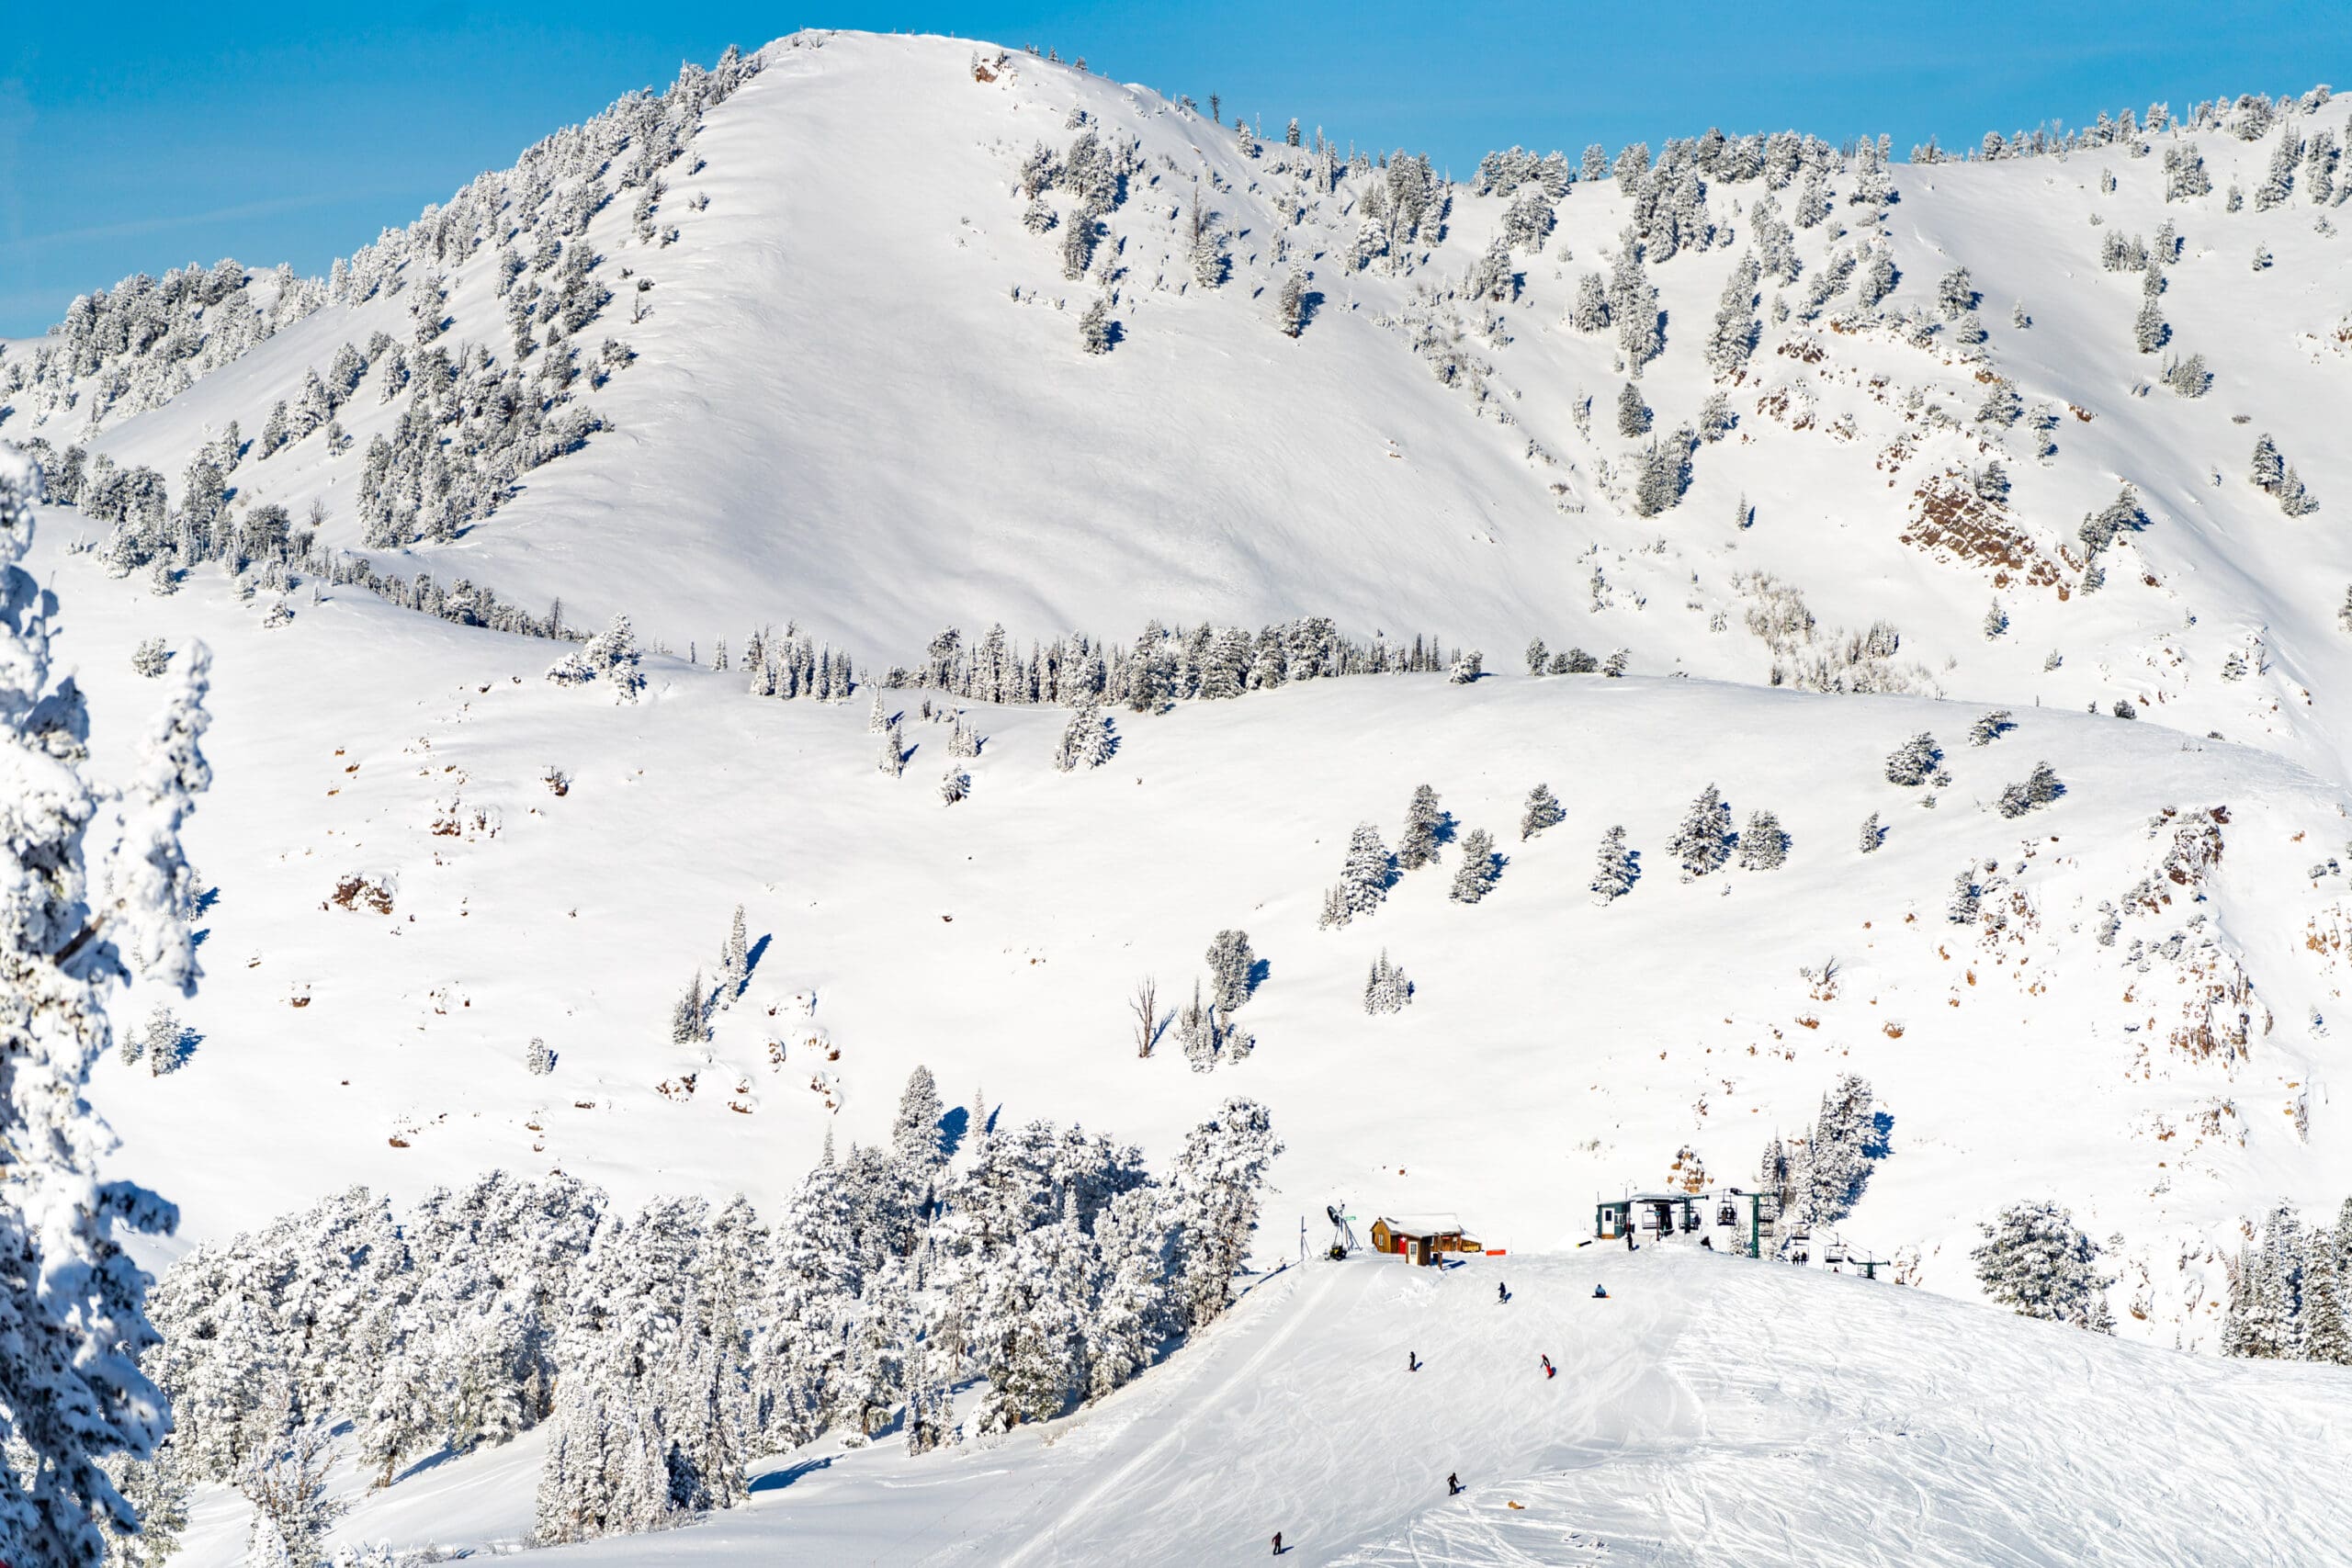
left=0, top=187, right=413, bottom=254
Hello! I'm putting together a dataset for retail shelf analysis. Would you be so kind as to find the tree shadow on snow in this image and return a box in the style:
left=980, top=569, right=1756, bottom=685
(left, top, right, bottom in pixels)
left=1299, top=289, right=1326, bottom=331
left=1244, top=957, right=1271, bottom=999
left=1864, top=1110, right=1894, bottom=1163
left=744, top=932, right=772, bottom=987
left=749, top=1454, right=835, bottom=1495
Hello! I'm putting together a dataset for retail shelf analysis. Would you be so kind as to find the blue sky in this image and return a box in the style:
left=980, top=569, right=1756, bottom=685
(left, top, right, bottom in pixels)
left=3, top=2, right=2346, bottom=335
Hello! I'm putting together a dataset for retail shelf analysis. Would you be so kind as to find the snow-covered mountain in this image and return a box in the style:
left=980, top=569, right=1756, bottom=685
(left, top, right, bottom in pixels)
left=6, top=28, right=2352, bottom=1567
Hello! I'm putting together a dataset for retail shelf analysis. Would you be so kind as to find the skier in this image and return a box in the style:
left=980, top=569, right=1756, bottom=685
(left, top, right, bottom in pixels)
left=1540, top=1354, right=1555, bottom=1379
left=1498, top=1280, right=1508, bottom=1304
left=1447, top=1472, right=1464, bottom=1496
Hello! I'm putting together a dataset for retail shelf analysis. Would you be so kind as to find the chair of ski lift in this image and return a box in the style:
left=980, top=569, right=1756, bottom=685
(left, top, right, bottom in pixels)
left=1715, top=1197, right=1738, bottom=1228
left=1823, top=1235, right=1848, bottom=1266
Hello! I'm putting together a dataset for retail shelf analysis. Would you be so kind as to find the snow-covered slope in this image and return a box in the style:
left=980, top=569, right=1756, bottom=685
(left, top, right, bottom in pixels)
left=11, top=29, right=2352, bottom=1564
left=172, top=1248, right=2352, bottom=1565
left=41, top=515, right=2347, bottom=1352
left=28, top=34, right=2352, bottom=784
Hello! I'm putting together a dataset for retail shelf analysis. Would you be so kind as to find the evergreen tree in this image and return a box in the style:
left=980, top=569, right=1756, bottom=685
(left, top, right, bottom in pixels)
left=1668, top=785, right=1732, bottom=881
left=1363, top=950, right=1411, bottom=1014
left=671, top=971, right=707, bottom=1044
left=1568, top=272, right=1611, bottom=333
left=1205, top=931, right=1255, bottom=1015
left=1972, top=1201, right=2114, bottom=1333
left=0, top=451, right=189, bottom=1567
left=1589, top=826, right=1636, bottom=904
left=2301, top=1211, right=2349, bottom=1366
left=1054, top=701, right=1115, bottom=771
left=526, top=1037, right=555, bottom=1076
left=1274, top=270, right=1307, bottom=337
left=97, top=1439, right=188, bottom=1568
left=1736, top=810, right=1787, bottom=870
left=1079, top=297, right=1112, bottom=355
left=1615, top=380, right=1651, bottom=437
left=1858, top=813, right=1883, bottom=853
left=1397, top=785, right=1446, bottom=870
left=718, top=905, right=749, bottom=1008
left=1169, top=1100, right=1281, bottom=1330
left=1520, top=784, right=1565, bottom=841
left=1884, top=731, right=1940, bottom=786
left=237, top=1412, right=348, bottom=1567
left=1947, top=866, right=1982, bottom=924
left=1448, top=829, right=1500, bottom=903
left=1319, top=822, right=1395, bottom=930
left=891, top=1066, right=945, bottom=1168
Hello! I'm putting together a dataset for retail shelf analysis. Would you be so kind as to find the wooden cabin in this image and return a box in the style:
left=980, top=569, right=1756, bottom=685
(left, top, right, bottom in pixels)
left=1370, top=1215, right=1481, bottom=1265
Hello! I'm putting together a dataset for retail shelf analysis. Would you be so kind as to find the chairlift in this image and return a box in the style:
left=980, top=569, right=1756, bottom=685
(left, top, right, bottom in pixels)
left=1715, top=1198, right=1738, bottom=1228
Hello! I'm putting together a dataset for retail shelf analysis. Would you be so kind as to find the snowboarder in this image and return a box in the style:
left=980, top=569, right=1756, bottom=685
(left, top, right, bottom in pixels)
left=1447, top=1472, right=1464, bottom=1496
left=1540, top=1354, right=1555, bottom=1379
left=1623, top=1228, right=1636, bottom=1252
left=1272, top=1531, right=1283, bottom=1555
left=1701, top=1235, right=1713, bottom=1251
left=1592, top=1283, right=1608, bottom=1299
left=1498, top=1280, right=1508, bottom=1303
left=1408, top=1349, right=1419, bottom=1372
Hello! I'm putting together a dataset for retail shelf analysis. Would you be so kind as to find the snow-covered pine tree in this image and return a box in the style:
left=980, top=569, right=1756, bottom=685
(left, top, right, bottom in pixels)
left=1668, top=785, right=1732, bottom=881
left=1589, top=826, right=1635, bottom=904
left=891, top=1066, right=945, bottom=1168
left=1274, top=271, right=1307, bottom=337
left=1972, top=1201, right=2114, bottom=1333
left=1320, top=821, right=1396, bottom=924
left=718, top=905, right=749, bottom=1008
left=1884, top=731, right=1940, bottom=786
left=1169, top=1100, right=1282, bottom=1331
left=1858, top=812, right=1883, bottom=853
left=1448, top=829, right=1500, bottom=903
left=1363, top=950, right=1411, bottom=1014
left=2301, top=1212, right=2348, bottom=1365
left=236, top=1411, right=348, bottom=1567
left=130, top=637, right=168, bottom=679
left=1520, top=784, right=1565, bottom=840
left=1967, top=709, right=2014, bottom=746
left=671, top=971, right=707, bottom=1044
left=1615, top=379, right=1651, bottom=437
left=1079, top=297, right=1112, bottom=355
left=0, top=448, right=190, bottom=1567
left=96, top=1440, right=188, bottom=1568
left=1205, top=931, right=1255, bottom=1015
left=526, top=1036, right=555, bottom=1076
left=1398, top=785, right=1446, bottom=870
left=1568, top=272, right=1611, bottom=332
left=1177, top=978, right=1216, bottom=1072
left=940, top=763, right=970, bottom=805
left=139, top=1004, right=181, bottom=1075
left=1736, top=810, right=1787, bottom=870
left=1053, top=700, right=1114, bottom=771
left=1946, top=866, right=1982, bottom=924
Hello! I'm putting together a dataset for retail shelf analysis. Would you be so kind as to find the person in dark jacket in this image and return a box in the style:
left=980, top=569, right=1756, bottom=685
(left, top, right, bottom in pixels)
left=1447, top=1472, right=1464, bottom=1495
left=1540, top=1354, right=1555, bottom=1378
left=1498, top=1280, right=1508, bottom=1303
left=1272, top=1531, right=1283, bottom=1555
